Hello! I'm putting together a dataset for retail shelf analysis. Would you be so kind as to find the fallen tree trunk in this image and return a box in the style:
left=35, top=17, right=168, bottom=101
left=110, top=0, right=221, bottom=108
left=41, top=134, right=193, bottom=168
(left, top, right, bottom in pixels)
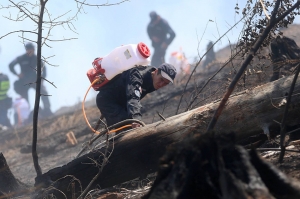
left=35, top=75, right=300, bottom=198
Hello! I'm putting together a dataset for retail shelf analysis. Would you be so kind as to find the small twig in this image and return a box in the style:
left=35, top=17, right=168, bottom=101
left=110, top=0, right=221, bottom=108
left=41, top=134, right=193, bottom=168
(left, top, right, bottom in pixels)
left=77, top=133, right=113, bottom=199
left=40, top=93, right=52, bottom=97
left=8, top=0, right=38, bottom=23
left=156, top=111, right=166, bottom=121
left=0, top=30, right=37, bottom=39
left=185, top=49, right=242, bottom=111
left=175, top=13, right=248, bottom=115
left=41, top=77, right=57, bottom=88
left=74, top=0, right=129, bottom=7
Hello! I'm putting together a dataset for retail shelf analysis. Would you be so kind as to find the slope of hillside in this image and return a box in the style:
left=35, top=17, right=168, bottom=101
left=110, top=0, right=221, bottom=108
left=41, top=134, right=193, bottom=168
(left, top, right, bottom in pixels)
left=0, top=24, right=300, bottom=197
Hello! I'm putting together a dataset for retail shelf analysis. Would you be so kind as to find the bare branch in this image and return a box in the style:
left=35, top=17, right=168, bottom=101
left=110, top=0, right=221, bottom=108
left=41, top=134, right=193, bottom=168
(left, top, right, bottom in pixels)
left=0, top=30, right=37, bottom=39
left=8, top=0, right=38, bottom=23
left=175, top=13, right=248, bottom=115
left=41, top=77, right=57, bottom=88
left=205, top=0, right=300, bottom=133
left=74, top=0, right=130, bottom=7
left=186, top=48, right=242, bottom=111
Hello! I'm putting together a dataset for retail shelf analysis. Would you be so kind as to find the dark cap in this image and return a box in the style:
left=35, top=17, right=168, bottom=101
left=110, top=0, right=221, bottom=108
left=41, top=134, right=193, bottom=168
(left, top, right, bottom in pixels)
left=149, top=11, right=158, bottom=21
left=157, top=63, right=177, bottom=83
left=25, top=43, right=35, bottom=50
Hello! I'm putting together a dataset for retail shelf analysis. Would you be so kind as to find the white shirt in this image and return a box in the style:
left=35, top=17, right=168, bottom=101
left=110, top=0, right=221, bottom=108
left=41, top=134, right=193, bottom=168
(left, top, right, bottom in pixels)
left=13, top=97, right=30, bottom=124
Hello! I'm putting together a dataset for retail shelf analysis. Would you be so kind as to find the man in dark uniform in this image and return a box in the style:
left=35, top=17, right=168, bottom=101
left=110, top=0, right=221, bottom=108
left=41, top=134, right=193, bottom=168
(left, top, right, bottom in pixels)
left=96, top=63, right=177, bottom=127
left=147, top=11, right=176, bottom=67
left=9, top=43, right=53, bottom=116
left=0, top=72, right=12, bottom=127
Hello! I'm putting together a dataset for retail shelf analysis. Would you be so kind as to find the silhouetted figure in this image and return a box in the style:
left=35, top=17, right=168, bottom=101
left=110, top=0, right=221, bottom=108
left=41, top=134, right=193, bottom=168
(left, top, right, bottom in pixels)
left=202, top=41, right=216, bottom=69
left=9, top=43, right=53, bottom=117
left=270, top=36, right=300, bottom=81
left=0, top=72, right=12, bottom=127
left=147, top=11, right=175, bottom=67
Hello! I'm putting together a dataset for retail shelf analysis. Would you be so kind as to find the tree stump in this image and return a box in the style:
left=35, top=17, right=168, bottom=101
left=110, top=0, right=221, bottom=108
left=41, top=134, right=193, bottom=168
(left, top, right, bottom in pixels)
left=0, top=153, right=28, bottom=198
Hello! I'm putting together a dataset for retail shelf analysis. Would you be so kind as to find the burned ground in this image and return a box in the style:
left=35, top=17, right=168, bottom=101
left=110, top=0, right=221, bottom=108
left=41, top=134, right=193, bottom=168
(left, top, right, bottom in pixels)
left=1, top=24, right=300, bottom=198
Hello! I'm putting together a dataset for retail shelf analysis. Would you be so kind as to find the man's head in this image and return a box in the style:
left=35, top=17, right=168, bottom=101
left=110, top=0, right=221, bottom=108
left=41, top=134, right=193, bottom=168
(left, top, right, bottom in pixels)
left=25, top=43, right=35, bottom=56
left=149, top=11, right=159, bottom=22
left=152, top=63, right=177, bottom=90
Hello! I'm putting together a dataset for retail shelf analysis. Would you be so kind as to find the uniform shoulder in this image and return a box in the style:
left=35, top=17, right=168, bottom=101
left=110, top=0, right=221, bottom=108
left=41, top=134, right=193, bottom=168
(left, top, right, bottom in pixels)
left=160, top=18, right=169, bottom=25
left=17, top=53, right=28, bottom=60
left=135, top=65, right=148, bottom=70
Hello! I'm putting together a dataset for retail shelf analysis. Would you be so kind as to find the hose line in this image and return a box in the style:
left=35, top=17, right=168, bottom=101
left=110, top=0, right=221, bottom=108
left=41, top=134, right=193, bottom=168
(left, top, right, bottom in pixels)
left=82, top=78, right=102, bottom=134
left=82, top=78, right=146, bottom=135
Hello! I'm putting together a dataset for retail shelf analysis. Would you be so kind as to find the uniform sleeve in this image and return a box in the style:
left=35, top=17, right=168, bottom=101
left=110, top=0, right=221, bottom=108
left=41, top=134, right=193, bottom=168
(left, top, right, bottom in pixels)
left=9, top=57, right=20, bottom=76
left=164, top=21, right=176, bottom=45
left=125, top=68, right=143, bottom=121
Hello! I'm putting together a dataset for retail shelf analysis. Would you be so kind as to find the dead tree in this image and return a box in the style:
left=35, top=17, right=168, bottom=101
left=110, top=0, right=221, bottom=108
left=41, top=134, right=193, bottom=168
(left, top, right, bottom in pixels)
left=0, top=0, right=80, bottom=177
left=0, top=0, right=129, bottom=179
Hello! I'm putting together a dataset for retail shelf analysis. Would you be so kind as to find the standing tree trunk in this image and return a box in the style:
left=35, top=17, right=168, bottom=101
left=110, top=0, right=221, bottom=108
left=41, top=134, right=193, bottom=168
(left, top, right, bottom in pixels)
left=32, top=0, right=47, bottom=177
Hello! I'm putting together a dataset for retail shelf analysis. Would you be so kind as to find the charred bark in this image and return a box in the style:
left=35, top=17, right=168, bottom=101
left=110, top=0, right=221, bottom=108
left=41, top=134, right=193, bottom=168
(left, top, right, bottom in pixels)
left=35, top=74, right=300, bottom=198
left=142, top=133, right=300, bottom=199
left=0, top=153, right=28, bottom=198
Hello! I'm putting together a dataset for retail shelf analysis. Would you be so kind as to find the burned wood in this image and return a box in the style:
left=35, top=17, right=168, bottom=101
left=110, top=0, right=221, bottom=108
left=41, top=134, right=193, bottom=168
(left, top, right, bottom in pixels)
left=142, top=133, right=300, bottom=199
left=0, top=153, right=29, bottom=198
left=34, top=74, right=300, bottom=198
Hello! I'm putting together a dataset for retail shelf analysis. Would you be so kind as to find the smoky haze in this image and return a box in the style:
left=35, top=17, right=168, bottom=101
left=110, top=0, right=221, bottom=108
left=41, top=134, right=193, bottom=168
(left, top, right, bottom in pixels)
left=0, top=0, right=262, bottom=121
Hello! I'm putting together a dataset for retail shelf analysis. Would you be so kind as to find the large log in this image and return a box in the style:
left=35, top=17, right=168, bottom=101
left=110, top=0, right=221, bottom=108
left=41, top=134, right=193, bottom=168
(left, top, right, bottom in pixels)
left=35, top=75, right=300, bottom=198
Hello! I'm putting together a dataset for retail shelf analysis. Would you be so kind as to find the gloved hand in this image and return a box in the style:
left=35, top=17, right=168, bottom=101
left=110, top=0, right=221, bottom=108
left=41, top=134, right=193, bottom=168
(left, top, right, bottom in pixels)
left=132, top=122, right=141, bottom=128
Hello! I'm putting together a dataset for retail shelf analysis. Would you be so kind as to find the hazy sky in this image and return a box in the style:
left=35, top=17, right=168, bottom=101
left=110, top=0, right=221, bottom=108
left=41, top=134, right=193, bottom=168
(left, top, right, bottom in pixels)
left=0, top=0, right=265, bottom=114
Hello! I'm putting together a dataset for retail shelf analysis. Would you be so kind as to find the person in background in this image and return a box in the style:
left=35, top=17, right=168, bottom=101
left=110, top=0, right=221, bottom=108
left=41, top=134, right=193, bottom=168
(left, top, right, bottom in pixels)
left=0, top=71, right=12, bottom=128
left=169, top=49, right=190, bottom=75
left=202, top=41, right=216, bottom=69
left=147, top=11, right=176, bottom=67
left=13, top=96, right=30, bottom=126
left=96, top=63, right=177, bottom=127
left=9, top=42, right=53, bottom=117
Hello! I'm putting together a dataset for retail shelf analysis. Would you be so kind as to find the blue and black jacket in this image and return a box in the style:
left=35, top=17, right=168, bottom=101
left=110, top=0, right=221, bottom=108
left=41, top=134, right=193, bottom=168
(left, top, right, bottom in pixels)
left=96, top=66, right=156, bottom=125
